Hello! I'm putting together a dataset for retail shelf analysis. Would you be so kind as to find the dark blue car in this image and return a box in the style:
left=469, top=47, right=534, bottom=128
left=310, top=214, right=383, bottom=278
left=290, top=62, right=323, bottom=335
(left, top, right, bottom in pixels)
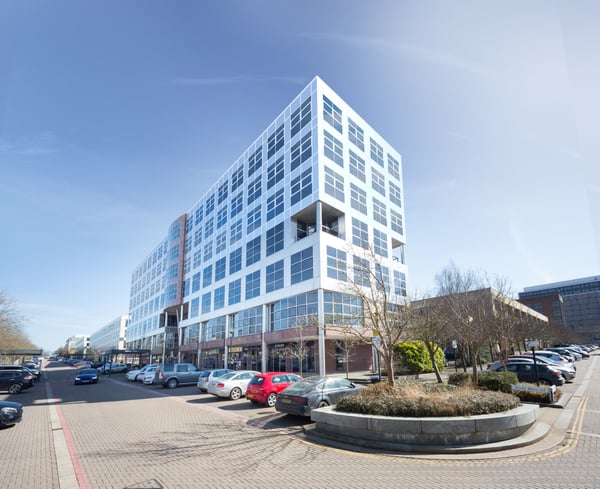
left=0, top=400, right=23, bottom=428
left=74, top=368, right=99, bottom=385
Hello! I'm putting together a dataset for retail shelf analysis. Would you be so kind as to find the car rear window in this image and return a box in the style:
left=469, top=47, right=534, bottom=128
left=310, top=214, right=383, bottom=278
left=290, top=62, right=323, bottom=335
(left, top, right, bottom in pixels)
left=249, top=376, right=264, bottom=385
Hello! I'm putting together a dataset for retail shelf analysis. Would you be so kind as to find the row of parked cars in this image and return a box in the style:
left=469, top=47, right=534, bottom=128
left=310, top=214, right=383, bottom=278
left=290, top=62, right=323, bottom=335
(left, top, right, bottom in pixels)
left=0, top=359, right=41, bottom=428
left=487, top=344, right=597, bottom=386
left=123, top=362, right=364, bottom=416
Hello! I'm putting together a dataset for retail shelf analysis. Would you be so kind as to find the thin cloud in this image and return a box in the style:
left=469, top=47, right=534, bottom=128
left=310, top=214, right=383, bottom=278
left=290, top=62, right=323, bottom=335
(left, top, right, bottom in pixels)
left=300, top=32, right=495, bottom=79
left=443, top=129, right=474, bottom=143
left=0, top=131, right=61, bottom=155
left=170, top=74, right=307, bottom=86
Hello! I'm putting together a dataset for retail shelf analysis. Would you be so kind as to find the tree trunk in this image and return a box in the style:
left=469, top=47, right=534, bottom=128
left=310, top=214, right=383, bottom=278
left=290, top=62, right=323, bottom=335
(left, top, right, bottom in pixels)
left=383, top=351, right=395, bottom=387
left=425, top=342, right=444, bottom=383
left=471, top=353, right=479, bottom=386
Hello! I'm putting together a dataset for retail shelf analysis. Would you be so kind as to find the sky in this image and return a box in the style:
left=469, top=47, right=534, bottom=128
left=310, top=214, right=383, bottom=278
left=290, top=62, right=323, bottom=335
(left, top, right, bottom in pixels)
left=1, top=1, right=598, bottom=353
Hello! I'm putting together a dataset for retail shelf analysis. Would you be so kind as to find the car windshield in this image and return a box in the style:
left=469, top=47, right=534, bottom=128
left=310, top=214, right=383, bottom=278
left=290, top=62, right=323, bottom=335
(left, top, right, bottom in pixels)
left=219, top=372, right=237, bottom=380
left=80, top=369, right=96, bottom=375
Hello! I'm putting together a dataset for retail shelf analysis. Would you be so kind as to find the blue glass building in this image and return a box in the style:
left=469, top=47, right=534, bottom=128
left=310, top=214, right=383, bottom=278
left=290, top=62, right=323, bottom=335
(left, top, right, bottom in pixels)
left=519, top=275, right=600, bottom=341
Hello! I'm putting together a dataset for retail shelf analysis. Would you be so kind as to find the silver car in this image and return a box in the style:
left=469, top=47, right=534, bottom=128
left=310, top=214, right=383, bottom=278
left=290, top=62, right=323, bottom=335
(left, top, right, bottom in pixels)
left=207, top=370, right=260, bottom=400
left=197, top=369, right=233, bottom=392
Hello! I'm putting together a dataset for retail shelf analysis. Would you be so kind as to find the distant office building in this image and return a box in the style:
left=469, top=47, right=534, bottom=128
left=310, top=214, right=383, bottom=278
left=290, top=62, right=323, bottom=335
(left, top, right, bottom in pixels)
left=65, top=334, right=90, bottom=357
left=519, top=275, right=600, bottom=341
left=89, top=315, right=130, bottom=354
left=126, top=76, right=408, bottom=375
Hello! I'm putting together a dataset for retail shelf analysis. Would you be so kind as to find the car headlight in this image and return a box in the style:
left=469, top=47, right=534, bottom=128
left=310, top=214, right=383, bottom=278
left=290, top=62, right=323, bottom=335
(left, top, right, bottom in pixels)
left=1, top=407, right=19, bottom=415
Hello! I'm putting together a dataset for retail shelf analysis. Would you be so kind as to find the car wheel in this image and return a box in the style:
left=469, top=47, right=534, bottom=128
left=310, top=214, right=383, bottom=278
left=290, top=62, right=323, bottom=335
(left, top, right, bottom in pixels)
left=266, top=393, right=277, bottom=407
left=539, top=379, right=551, bottom=386
left=8, top=383, right=22, bottom=394
left=317, top=400, right=329, bottom=409
left=167, top=378, right=178, bottom=389
left=230, top=387, right=242, bottom=400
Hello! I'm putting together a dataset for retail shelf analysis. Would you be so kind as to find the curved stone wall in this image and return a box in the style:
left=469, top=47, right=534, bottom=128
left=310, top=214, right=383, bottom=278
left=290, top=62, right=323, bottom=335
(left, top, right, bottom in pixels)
left=308, top=404, right=540, bottom=453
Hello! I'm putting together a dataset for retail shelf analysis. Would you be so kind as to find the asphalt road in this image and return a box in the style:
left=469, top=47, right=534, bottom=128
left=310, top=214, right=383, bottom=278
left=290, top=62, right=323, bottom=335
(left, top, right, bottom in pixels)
left=1, top=357, right=599, bottom=489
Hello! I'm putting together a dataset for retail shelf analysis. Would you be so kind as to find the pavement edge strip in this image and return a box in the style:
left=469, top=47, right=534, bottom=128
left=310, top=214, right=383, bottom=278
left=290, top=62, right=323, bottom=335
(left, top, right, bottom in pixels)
left=45, top=382, right=87, bottom=489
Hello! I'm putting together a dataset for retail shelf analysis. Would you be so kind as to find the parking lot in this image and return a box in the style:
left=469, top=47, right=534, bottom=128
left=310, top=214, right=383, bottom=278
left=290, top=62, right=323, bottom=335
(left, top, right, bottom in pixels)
left=2, top=358, right=600, bottom=489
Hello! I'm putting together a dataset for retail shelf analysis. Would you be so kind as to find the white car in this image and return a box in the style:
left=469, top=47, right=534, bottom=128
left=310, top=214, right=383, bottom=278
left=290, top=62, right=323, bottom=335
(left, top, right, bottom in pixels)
left=206, top=370, right=260, bottom=400
left=142, top=366, right=159, bottom=385
left=126, top=364, right=158, bottom=382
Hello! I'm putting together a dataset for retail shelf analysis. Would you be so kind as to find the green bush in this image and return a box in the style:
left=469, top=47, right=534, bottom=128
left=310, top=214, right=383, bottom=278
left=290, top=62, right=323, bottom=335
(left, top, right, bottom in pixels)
left=448, top=371, right=518, bottom=393
left=448, top=371, right=472, bottom=386
left=335, top=382, right=520, bottom=417
left=395, top=340, right=445, bottom=374
left=478, top=371, right=518, bottom=393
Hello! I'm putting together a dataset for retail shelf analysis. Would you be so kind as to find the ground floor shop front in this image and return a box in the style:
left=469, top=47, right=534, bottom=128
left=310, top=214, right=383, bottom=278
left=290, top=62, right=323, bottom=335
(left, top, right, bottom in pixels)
left=151, top=329, right=374, bottom=376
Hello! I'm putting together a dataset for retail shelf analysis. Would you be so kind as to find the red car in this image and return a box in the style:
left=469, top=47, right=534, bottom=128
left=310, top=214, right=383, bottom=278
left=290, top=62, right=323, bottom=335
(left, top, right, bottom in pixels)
left=246, top=372, right=302, bottom=407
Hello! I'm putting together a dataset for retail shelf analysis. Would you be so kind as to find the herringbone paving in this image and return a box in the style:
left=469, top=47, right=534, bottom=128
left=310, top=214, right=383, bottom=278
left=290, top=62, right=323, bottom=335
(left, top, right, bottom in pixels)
left=1, top=356, right=598, bottom=489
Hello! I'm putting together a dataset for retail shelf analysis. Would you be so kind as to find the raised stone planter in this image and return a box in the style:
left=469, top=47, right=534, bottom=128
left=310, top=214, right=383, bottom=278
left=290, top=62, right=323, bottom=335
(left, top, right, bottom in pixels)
left=511, top=384, right=556, bottom=403
left=307, top=403, right=540, bottom=453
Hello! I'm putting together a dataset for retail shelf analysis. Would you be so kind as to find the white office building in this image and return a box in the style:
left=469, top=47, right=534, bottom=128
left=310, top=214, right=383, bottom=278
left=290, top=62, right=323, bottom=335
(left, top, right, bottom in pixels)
left=89, top=315, right=130, bottom=354
left=126, top=76, right=408, bottom=375
left=65, top=334, right=90, bottom=357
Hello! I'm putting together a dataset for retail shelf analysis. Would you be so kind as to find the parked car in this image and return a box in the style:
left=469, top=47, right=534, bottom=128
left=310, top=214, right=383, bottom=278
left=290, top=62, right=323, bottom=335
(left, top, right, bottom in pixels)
left=544, top=348, right=577, bottom=362
left=22, top=362, right=41, bottom=381
left=0, top=364, right=39, bottom=383
left=528, top=350, right=574, bottom=368
left=511, top=355, right=576, bottom=380
left=246, top=372, right=302, bottom=407
left=489, top=357, right=576, bottom=381
left=197, top=368, right=233, bottom=392
left=563, top=346, right=589, bottom=359
left=0, top=370, right=35, bottom=394
left=142, top=365, right=160, bottom=385
left=0, top=400, right=24, bottom=428
left=74, top=368, right=99, bottom=385
left=72, top=360, right=92, bottom=368
left=275, top=376, right=365, bottom=417
left=126, top=364, right=158, bottom=382
left=489, top=362, right=565, bottom=386
left=207, top=370, right=260, bottom=400
left=97, top=363, right=128, bottom=374
left=155, top=363, right=202, bottom=389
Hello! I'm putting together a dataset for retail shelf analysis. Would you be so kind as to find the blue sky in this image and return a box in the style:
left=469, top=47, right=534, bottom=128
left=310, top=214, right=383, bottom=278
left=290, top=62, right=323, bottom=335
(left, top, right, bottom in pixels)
left=1, top=1, right=598, bottom=353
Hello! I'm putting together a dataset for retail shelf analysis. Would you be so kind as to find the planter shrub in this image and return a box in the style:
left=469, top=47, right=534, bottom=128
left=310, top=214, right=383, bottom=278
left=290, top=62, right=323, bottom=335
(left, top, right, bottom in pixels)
left=448, top=371, right=472, bottom=386
left=335, top=381, right=520, bottom=417
left=478, top=371, right=518, bottom=393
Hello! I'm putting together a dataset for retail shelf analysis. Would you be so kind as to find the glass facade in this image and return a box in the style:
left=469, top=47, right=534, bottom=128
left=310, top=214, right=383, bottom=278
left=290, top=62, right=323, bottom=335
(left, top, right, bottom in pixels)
left=127, top=76, right=408, bottom=373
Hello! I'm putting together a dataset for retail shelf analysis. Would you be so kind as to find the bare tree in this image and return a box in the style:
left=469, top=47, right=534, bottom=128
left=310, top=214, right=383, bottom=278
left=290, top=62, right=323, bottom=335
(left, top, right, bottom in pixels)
left=410, top=294, right=450, bottom=383
left=331, top=246, right=412, bottom=387
left=435, top=263, right=496, bottom=386
left=287, top=324, right=310, bottom=377
left=331, top=335, right=362, bottom=380
left=0, top=291, right=36, bottom=350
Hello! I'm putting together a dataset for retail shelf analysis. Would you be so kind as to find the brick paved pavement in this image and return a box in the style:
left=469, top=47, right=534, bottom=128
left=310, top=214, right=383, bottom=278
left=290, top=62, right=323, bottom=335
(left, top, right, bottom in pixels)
left=1, top=355, right=598, bottom=489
